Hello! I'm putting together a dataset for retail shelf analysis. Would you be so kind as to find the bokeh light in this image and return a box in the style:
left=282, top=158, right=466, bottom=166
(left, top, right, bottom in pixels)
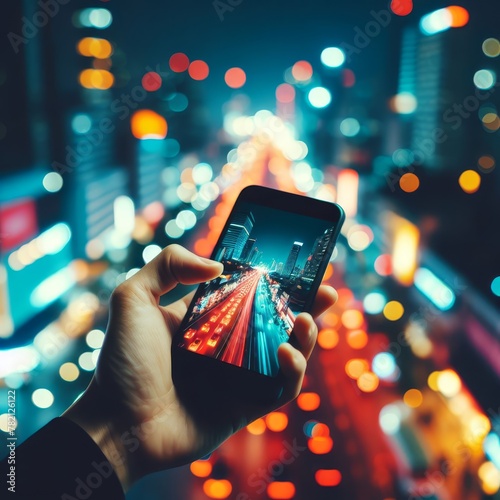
left=346, top=329, right=368, bottom=349
left=267, top=482, right=296, bottom=499
left=307, top=87, right=332, bottom=109
left=246, top=418, right=266, bottom=435
left=276, top=83, right=295, bottom=103
left=308, top=436, right=334, bottom=454
left=474, top=69, right=496, bottom=90
left=483, top=38, right=500, bottom=58
left=291, top=60, right=313, bottom=82
left=315, top=469, right=342, bottom=487
left=383, top=301, right=404, bottom=321
left=190, top=460, right=212, bottom=478
left=320, top=47, right=345, bottom=68
left=203, top=479, right=232, bottom=499
left=224, top=67, right=246, bottom=88
left=169, top=52, right=189, bottom=72
left=357, top=371, right=379, bottom=392
left=458, top=170, right=481, bottom=194
left=265, top=412, right=288, bottom=432
left=404, top=388, right=423, bottom=408
left=345, top=358, right=369, bottom=379
left=32, top=388, right=54, bottom=408
left=297, top=392, right=321, bottom=411
left=391, top=0, right=413, bottom=16
left=142, top=71, right=162, bottom=91
left=59, top=362, right=80, bottom=382
left=491, top=276, right=500, bottom=297
left=341, top=309, right=364, bottom=329
left=188, top=60, right=209, bottom=80
left=399, top=172, right=420, bottom=192
left=130, top=110, right=167, bottom=139
left=43, top=172, right=63, bottom=193
left=363, top=292, right=387, bottom=314
left=318, top=328, right=339, bottom=349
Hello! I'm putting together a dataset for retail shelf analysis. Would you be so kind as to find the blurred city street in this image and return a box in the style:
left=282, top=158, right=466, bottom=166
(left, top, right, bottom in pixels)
left=1, top=1, right=500, bottom=499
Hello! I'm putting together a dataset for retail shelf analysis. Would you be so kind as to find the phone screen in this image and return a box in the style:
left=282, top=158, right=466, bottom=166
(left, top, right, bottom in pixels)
left=176, top=198, right=339, bottom=377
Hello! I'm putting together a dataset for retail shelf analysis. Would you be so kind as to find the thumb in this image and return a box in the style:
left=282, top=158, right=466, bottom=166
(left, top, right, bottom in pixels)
left=126, top=244, right=223, bottom=299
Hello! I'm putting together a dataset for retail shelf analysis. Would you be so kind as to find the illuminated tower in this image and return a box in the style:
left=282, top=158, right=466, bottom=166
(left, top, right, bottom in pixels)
left=283, top=242, right=303, bottom=277
left=240, top=238, right=256, bottom=263
left=218, top=210, right=255, bottom=260
left=303, top=227, right=334, bottom=282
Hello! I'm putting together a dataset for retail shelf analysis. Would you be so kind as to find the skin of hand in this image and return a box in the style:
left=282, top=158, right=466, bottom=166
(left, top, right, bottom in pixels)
left=64, top=244, right=338, bottom=491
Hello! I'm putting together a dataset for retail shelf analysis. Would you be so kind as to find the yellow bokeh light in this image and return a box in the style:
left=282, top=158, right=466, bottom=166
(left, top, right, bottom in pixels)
left=403, top=388, right=423, bottom=408
left=357, top=371, right=379, bottom=392
left=59, top=362, right=80, bottom=382
left=436, top=369, right=462, bottom=398
left=458, top=170, right=481, bottom=194
left=427, top=371, right=440, bottom=391
left=478, top=461, right=500, bottom=495
left=383, top=301, right=404, bottom=321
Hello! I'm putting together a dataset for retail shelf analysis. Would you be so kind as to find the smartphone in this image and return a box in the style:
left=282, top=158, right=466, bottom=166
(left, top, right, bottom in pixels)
left=171, top=185, right=345, bottom=401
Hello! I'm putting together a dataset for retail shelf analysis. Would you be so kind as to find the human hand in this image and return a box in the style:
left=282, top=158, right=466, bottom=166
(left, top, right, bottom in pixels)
left=64, top=244, right=337, bottom=491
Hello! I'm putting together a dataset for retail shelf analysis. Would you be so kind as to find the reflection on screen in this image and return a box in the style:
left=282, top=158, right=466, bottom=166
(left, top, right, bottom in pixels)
left=178, top=202, right=335, bottom=376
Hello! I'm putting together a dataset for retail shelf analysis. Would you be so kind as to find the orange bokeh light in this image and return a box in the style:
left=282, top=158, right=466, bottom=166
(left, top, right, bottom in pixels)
left=203, top=479, right=232, bottom=499
left=265, top=412, right=288, bottom=432
left=399, top=173, right=420, bottom=193
left=447, top=6, right=469, bottom=27
left=224, top=67, right=246, bottom=88
left=308, top=436, right=333, bottom=454
left=345, top=358, right=369, bottom=379
left=315, top=469, right=342, bottom=487
left=169, top=52, right=189, bottom=72
left=267, top=482, right=296, bottom=499
left=79, top=69, right=114, bottom=90
left=189, top=60, right=209, bottom=80
left=346, top=329, right=368, bottom=349
left=297, top=392, right=321, bottom=411
left=341, top=309, right=364, bottom=329
left=130, top=110, right=167, bottom=139
left=311, top=423, right=330, bottom=437
left=318, top=328, right=339, bottom=350
left=77, top=37, right=112, bottom=58
left=322, top=263, right=333, bottom=281
left=292, top=60, right=313, bottom=82
left=190, top=460, right=212, bottom=477
left=246, top=417, right=266, bottom=435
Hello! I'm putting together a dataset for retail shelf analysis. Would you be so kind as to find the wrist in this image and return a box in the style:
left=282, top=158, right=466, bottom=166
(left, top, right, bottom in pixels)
left=63, top=381, right=132, bottom=491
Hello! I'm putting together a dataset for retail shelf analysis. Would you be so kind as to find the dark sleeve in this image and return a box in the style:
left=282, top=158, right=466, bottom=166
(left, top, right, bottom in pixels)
left=1, top=417, right=124, bottom=500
